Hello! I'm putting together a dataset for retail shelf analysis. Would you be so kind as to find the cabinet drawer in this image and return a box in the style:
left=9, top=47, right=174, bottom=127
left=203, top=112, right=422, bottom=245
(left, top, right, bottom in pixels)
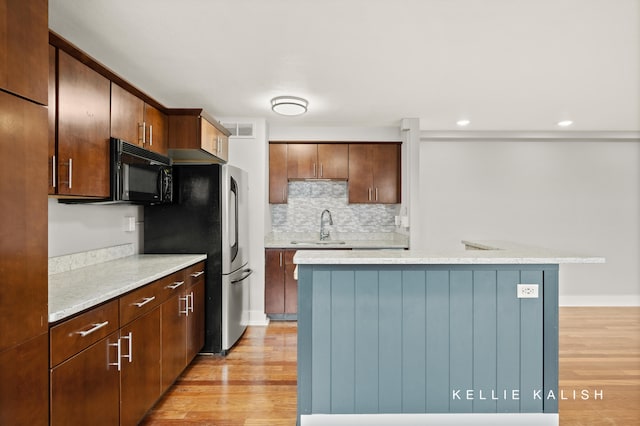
left=50, top=300, right=119, bottom=367
left=120, top=279, right=165, bottom=325
left=156, top=270, right=188, bottom=304
left=185, top=262, right=206, bottom=288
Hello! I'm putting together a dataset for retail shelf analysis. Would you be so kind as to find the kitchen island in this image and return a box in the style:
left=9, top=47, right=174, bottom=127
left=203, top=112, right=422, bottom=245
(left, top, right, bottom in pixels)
left=294, top=241, right=604, bottom=426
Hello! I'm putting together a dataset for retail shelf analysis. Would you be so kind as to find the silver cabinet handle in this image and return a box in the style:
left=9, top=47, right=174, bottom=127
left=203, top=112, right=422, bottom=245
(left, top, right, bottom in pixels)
left=75, top=321, right=109, bottom=337
left=166, top=281, right=185, bottom=290
left=121, top=332, right=133, bottom=363
left=132, top=296, right=155, bottom=307
left=320, top=163, right=323, bottom=177
left=142, top=121, right=146, bottom=146
left=179, top=295, right=189, bottom=315
left=149, top=124, right=153, bottom=146
left=313, top=163, right=317, bottom=177
left=279, top=251, right=283, bottom=267
left=188, top=292, right=194, bottom=314
left=52, top=155, right=56, bottom=187
left=108, top=339, right=121, bottom=371
left=375, top=188, right=378, bottom=201
left=368, top=188, right=372, bottom=201
left=138, top=122, right=144, bottom=144
left=68, top=158, right=73, bottom=189
left=190, top=271, right=205, bottom=278
left=282, top=187, right=286, bottom=202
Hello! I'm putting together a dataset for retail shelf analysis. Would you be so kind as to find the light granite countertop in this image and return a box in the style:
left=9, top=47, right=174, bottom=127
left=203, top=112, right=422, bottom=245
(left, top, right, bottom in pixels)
left=265, top=231, right=409, bottom=249
left=49, top=253, right=206, bottom=323
left=293, top=240, right=605, bottom=265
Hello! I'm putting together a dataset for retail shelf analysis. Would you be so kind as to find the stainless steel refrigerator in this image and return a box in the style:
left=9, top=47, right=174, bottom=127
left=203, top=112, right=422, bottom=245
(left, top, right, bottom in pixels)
left=144, top=164, right=251, bottom=354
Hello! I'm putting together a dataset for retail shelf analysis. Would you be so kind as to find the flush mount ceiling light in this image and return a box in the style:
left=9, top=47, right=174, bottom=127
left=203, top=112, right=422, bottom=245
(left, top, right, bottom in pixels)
left=456, top=119, right=471, bottom=127
left=557, top=120, right=574, bottom=127
left=271, top=96, right=308, bottom=116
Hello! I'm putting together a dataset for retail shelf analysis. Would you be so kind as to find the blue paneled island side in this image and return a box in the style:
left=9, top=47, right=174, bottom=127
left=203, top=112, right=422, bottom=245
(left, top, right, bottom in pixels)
left=294, top=241, right=604, bottom=426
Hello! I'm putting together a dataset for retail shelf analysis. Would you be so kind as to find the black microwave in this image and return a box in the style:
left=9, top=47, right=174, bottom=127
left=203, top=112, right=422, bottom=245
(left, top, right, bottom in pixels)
left=111, top=138, right=173, bottom=204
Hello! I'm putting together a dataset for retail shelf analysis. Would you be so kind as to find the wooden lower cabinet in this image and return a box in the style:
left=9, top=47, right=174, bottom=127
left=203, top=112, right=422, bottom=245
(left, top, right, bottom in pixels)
left=51, top=331, right=121, bottom=426
left=265, top=249, right=298, bottom=318
left=120, top=308, right=162, bottom=426
left=0, top=334, right=49, bottom=426
left=50, top=263, right=205, bottom=425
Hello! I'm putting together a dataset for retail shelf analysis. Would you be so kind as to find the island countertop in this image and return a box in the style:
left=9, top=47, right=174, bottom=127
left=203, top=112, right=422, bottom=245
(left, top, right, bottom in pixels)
left=49, top=253, right=207, bottom=323
left=293, top=240, right=605, bottom=265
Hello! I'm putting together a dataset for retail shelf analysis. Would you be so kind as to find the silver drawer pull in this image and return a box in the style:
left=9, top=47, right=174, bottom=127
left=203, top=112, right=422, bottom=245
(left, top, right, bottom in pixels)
left=190, top=270, right=205, bottom=278
left=166, top=281, right=185, bottom=290
left=75, top=321, right=109, bottom=337
left=132, top=296, right=156, bottom=308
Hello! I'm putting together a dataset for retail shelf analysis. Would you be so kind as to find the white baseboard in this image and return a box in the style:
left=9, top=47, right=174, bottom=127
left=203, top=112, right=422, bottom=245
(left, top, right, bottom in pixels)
left=559, top=294, right=640, bottom=306
left=247, top=310, right=270, bottom=326
left=301, top=413, right=558, bottom=426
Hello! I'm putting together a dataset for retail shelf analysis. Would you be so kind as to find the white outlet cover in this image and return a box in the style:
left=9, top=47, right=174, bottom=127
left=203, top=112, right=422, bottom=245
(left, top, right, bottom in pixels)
left=517, top=284, right=539, bottom=298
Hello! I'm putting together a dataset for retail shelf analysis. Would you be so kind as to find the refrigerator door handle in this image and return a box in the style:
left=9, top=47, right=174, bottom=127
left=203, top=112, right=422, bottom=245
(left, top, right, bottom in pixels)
left=231, top=268, right=253, bottom=284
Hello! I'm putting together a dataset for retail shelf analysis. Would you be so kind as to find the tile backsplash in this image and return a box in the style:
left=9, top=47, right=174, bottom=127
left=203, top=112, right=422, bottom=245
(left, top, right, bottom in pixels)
left=270, top=181, right=400, bottom=233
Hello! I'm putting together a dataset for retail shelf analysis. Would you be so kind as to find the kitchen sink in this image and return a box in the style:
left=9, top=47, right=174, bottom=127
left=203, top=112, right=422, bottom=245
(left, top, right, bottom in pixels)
left=290, top=240, right=346, bottom=246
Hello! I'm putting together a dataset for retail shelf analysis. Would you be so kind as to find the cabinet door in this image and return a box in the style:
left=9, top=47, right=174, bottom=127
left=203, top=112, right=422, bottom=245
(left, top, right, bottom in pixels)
left=0, top=0, right=48, bottom=104
left=186, top=278, right=205, bottom=361
left=161, top=292, right=187, bottom=389
left=284, top=250, right=298, bottom=314
left=265, top=249, right=285, bottom=314
left=120, top=308, right=162, bottom=426
left=0, top=90, right=48, bottom=351
left=317, top=143, right=348, bottom=179
left=348, top=144, right=374, bottom=203
left=269, top=144, right=288, bottom=203
left=110, top=83, right=144, bottom=146
left=372, top=144, right=400, bottom=203
left=287, top=143, right=318, bottom=179
left=0, top=334, right=48, bottom=426
left=50, top=331, right=120, bottom=426
left=144, top=103, right=168, bottom=155
left=57, top=50, right=111, bottom=197
left=48, top=44, right=57, bottom=194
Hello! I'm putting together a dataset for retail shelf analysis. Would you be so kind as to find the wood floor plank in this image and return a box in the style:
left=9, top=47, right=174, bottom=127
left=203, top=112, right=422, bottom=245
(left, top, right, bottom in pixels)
left=142, top=308, right=640, bottom=425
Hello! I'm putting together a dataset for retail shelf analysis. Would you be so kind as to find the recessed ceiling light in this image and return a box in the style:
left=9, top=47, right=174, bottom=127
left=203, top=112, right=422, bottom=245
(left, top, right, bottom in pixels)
left=557, top=120, right=573, bottom=127
left=456, top=119, right=470, bottom=127
left=271, top=96, right=308, bottom=116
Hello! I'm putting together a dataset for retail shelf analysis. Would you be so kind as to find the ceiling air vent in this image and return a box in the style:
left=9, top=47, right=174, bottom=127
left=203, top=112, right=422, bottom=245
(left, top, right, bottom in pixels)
left=221, top=122, right=254, bottom=138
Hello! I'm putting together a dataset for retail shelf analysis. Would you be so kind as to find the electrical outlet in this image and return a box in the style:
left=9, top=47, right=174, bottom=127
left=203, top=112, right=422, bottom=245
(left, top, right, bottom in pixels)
left=517, top=284, right=539, bottom=298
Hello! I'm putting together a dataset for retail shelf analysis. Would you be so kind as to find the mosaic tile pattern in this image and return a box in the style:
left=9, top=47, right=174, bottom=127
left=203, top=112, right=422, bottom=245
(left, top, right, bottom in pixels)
left=271, top=181, right=400, bottom=233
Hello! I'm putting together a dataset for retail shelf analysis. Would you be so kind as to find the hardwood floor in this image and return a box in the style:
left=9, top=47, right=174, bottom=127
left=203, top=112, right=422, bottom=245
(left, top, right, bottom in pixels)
left=142, top=308, right=640, bottom=425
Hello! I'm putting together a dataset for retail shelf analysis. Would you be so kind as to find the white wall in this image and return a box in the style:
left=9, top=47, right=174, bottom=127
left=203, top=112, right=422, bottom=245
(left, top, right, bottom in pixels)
left=222, top=118, right=269, bottom=325
left=416, top=139, right=640, bottom=306
left=48, top=199, right=142, bottom=257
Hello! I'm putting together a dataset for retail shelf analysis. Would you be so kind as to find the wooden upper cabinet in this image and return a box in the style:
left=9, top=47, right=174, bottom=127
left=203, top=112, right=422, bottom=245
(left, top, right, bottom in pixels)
left=111, top=84, right=168, bottom=155
left=168, top=110, right=230, bottom=163
left=0, top=0, right=48, bottom=105
left=287, top=144, right=317, bottom=179
left=110, top=83, right=144, bottom=146
left=269, top=144, right=287, bottom=203
left=287, top=143, right=348, bottom=179
left=48, top=44, right=57, bottom=195
left=57, top=50, right=111, bottom=198
left=144, top=103, right=168, bottom=155
left=348, top=143, right=401, bottom=204
left=318, top=143, right=348, bottom=179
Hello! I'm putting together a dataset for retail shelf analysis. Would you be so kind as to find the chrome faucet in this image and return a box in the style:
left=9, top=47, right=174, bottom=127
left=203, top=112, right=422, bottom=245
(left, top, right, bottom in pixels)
left=319, top=209, right=333, bottom=241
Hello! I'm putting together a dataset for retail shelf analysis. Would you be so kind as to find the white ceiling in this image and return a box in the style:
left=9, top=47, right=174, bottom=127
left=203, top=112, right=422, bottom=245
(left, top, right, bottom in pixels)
left=49, top=0, right=639, bottom=131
